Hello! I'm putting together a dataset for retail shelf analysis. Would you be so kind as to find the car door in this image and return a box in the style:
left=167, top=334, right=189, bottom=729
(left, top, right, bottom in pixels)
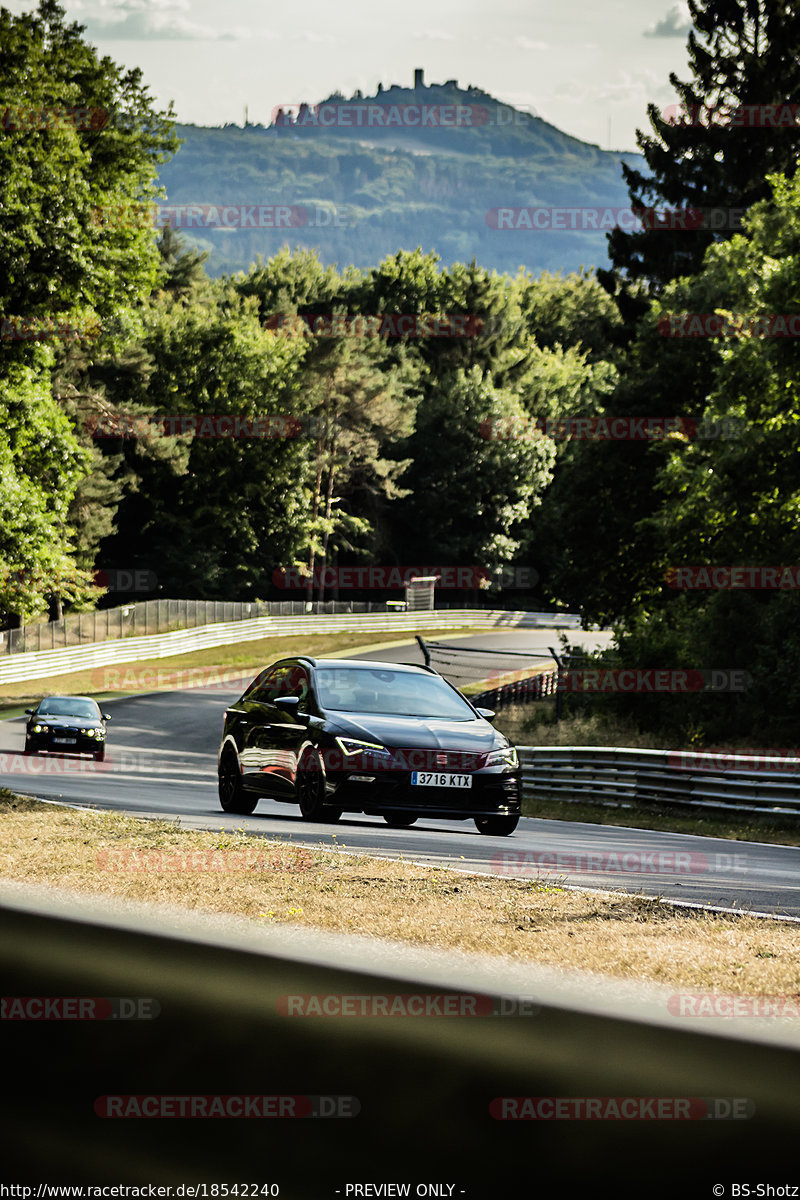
left=234, top=667, right=282, bottom=791
left=256, top=664, right=312, bottom=796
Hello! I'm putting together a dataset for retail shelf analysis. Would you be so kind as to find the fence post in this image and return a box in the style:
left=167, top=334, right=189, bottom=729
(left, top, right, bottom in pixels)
left=549, top=647, right=563, bottom=722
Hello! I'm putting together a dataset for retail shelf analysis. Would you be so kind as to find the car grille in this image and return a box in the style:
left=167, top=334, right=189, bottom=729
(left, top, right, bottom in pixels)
left=389, top=749, right=486, bottom=772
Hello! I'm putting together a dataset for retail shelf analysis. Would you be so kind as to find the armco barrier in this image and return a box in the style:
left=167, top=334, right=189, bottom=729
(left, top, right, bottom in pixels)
left=1, top=883, right=799, bottom=1190
left=0, top=609, right=580, bottom=685
left=519, top=745, right=800, bottom=817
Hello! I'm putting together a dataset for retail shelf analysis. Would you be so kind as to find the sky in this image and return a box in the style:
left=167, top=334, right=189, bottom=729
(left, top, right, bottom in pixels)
left=4, top=0, right=697, bottom=150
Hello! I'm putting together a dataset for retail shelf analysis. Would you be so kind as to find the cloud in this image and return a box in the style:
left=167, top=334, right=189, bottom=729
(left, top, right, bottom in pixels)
left=410, top=30, right=456, bottom=41
left=515, top=36, right=548, bottom=51
left=98, top=0, right=192, bottom=10
left=644, top=3, right=692, bottom=38
left=82, top=11, right=247, bottom=39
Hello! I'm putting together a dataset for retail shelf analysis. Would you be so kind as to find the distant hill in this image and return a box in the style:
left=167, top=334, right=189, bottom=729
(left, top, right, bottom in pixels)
left=156, top=74, right=644, bottom=277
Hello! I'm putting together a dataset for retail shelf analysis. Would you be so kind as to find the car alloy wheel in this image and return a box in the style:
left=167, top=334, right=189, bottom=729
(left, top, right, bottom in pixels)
left=218, top=748, right=258, bottom=815
left=474, top=814, right=519, bottom=836
left=297, top=748, right=342, bottom=823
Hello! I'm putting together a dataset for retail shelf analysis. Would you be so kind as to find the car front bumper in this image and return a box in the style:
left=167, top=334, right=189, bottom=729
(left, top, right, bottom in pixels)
left=326, top=767, right=522, bottom=818
left=27, top=729, right=105, bottom=755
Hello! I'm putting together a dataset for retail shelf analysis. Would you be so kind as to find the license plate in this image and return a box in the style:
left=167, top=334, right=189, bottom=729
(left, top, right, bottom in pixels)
left=53, top=737, right=76, bottom=744
left=411, top=772, right=472, bottom=789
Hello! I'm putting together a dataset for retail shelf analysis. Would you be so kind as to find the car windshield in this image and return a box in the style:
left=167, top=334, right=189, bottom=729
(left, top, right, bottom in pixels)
left=39, top=698, right=100, bottom=720
left=315, top=667, right=476, bottom=719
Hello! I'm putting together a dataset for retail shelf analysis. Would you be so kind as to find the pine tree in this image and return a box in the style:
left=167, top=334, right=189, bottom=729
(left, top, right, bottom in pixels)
left=602, top=0, right=800, bottom=298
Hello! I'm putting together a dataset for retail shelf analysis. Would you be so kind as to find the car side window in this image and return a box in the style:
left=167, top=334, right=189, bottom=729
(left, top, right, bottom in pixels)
left=244, top=668, right=281, bottom=705
left=283, top=666, right=310, bottom=712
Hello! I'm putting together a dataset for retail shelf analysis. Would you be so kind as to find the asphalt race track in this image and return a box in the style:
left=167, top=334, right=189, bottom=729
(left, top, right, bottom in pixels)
left=2, top=629, right=799, bottom=918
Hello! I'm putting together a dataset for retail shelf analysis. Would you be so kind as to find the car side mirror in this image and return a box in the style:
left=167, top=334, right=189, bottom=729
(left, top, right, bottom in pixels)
left=475, top=707, right=496, bottom=720
left=25, top=708, right=34, bottom=715
left=274, top=696, right=307, bottom=722
left=102, top=714, right=112, bottom=721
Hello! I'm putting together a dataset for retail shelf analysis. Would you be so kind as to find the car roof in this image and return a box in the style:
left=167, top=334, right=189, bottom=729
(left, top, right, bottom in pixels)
left=40, top=694, right=98, bottom=702
left=301, top=658, right=432, bottom=673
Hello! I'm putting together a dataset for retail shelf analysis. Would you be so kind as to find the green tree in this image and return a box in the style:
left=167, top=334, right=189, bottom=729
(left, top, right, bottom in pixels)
left=0, top=0, right=177, bottom=330
left=101, top=286, right=313, bottom=598
left=603, top=0, right=800, bottom=298
left=0, top=355, right=94, bottom=623
left=277, top=321, right=420, bottom=601
left=391, top=367, right=555, bottom=571
left=605, top=173, right=800, bottom=740
left=0, top=0, right=178, bottom=623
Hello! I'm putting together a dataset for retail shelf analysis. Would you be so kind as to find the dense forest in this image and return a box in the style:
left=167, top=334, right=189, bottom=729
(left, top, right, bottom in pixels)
left=4, top=0, right=800, bottom=742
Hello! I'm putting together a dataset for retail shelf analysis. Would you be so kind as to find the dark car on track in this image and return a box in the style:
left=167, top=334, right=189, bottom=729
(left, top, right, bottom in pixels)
left=217, top=657, right=522, bottom=834
left=24, top=695, right=111, bottom=761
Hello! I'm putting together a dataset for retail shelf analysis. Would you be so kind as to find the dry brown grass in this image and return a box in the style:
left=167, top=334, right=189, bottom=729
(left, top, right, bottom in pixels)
left=2, top=792, right=799, bottom=994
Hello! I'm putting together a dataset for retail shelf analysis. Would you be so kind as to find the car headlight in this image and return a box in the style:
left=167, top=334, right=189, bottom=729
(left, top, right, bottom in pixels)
left=486, top=745, right=518, bottom=769
left=33, top=724, right=48, bottom=733
left=335, top=737, right=391, bottom=759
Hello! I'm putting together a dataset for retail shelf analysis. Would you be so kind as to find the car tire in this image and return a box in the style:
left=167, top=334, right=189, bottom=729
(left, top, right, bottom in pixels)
left=474, top=814, right=520, bottom=836
left=218, top=748, right=258, bottom=815
left=297, top=748, right=342, bottom=823
left=94, top=747, right=105, bottom=762
left=383, top=812, right=418, bottom=827
left=23, top=739, right=36, bottom=756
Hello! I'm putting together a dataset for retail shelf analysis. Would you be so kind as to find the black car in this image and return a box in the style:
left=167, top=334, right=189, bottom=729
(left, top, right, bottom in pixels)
left=217, top=657, right=522, bottom=835
left=24, top=695, right=111, bottom=761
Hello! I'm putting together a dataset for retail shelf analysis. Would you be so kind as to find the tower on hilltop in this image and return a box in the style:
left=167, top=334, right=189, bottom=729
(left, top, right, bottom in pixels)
left=414, top=68, right=424, bottom=89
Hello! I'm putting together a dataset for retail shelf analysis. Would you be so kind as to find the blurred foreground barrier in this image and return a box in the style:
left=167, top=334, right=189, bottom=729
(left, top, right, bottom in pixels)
left=1, top=883, right=799, bottom=1193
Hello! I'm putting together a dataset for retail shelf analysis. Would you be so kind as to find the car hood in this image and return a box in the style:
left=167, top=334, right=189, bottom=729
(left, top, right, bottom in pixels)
left=327, top=712, right=505, bottom=751
left=32, top=713, right=102, bottom=729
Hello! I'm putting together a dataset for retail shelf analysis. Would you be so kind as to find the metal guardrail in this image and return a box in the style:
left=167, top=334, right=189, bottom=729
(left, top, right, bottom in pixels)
left=2, top=883, right=799, bottom=1190
left=519, top=746, right=800, bottom=817
left=0, top=609, right=581, bottom=685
